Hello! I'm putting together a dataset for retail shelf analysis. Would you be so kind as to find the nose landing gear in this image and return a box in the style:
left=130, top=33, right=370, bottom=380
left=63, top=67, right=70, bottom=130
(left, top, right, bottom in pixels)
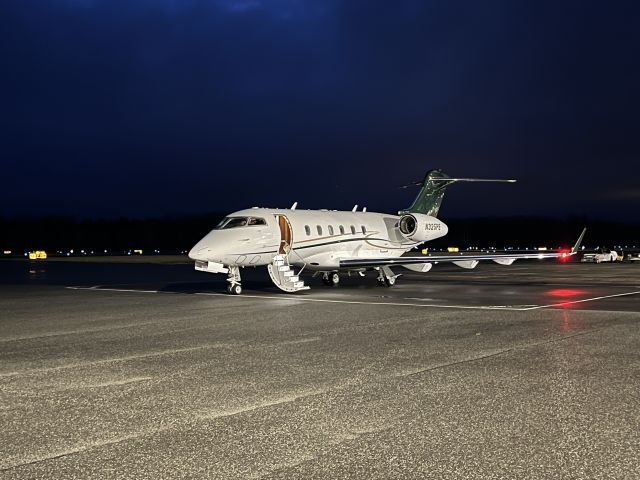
left=226, top=265, right=242, bottom=295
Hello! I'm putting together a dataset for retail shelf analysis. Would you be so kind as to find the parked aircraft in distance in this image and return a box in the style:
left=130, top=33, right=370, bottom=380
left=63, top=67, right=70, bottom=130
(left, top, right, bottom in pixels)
left=189, top=169, right=586, bottom=294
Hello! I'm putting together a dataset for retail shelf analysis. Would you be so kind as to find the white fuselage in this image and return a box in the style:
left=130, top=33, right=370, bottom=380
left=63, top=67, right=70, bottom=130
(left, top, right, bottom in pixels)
left=188, top=208, right=448, bottom=271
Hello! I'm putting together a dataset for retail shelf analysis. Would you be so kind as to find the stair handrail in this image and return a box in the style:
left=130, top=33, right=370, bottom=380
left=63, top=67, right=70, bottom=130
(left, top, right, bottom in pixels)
left=280, top=240, right=307, bottom=275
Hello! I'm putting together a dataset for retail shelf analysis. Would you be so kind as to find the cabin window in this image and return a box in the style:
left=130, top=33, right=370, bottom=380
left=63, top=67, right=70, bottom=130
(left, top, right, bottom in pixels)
left=339, top=225, right=345, bottom=235
left=328, top=225, right=334, bottom=235
left=361, top=225, right=366, bottom=234
left=305, top=225, right=311, bottom=236
left=317, top=225, right=323, bottom=235
left=350, top=225, right=356, bottom=235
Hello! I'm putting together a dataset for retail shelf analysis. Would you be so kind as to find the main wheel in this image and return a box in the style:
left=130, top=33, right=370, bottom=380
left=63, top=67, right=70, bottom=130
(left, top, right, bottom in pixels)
left=377, top=278, right=386, bottom=287
left=322, top=272, right=340, bottom=286
left=228, top=284, right=242, bottom=295
left=384, top=276, right=396, bottom=287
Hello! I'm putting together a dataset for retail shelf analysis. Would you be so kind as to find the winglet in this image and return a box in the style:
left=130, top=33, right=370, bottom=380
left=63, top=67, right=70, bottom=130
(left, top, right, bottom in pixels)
left=571, top=228, right=587, bottom=254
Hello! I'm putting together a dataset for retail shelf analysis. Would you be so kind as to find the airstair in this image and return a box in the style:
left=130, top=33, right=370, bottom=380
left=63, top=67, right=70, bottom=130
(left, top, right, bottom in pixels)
left=267, top=254, right=310, bottom=292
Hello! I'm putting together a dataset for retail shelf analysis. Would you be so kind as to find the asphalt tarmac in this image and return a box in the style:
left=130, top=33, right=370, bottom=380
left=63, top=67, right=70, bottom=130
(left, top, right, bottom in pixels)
left=1, top=259, right=639, bottom=479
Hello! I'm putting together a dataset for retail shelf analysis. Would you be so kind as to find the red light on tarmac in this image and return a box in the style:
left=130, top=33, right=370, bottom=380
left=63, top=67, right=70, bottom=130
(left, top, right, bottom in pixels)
left=558, top=250, right=571, bottom=261
left=546, top=289, right=588, bottom=298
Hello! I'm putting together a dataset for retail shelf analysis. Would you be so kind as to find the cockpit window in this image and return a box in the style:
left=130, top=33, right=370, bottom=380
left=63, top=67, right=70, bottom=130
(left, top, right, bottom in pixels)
left=215, top=216, right=266, bottom=229
left=215, top=217, right=230, bottom=228
left=247, top=217, right=266, bottom=226
left=219, top=217, right=247, bottom=229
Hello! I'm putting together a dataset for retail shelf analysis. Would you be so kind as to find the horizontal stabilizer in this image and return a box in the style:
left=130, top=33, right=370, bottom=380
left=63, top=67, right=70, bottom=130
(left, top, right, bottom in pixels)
left=431, top=177, right=516, bottom=184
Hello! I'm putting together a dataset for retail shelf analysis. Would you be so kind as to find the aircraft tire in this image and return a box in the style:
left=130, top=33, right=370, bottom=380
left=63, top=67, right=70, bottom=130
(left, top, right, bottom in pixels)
left=322, top=272, right=340, bottom=286
left=228, top=284, right=242, bottom=295
left=384, top=277, right=396, bottom=287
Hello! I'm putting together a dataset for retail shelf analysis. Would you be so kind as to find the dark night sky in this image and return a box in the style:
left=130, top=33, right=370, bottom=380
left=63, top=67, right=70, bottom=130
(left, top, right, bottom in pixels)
left=1, top=0, right=639, bottom=220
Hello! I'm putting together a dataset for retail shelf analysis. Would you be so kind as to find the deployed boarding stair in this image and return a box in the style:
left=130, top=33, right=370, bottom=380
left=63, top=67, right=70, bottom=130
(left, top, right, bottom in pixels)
left=267, top=254, right=310, bottom=292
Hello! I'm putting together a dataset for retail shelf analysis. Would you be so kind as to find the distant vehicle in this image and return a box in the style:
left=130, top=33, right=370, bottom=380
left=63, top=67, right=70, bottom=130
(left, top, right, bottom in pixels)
left=28, top=250, right=47, bottom=260
left=581, top=248, right=617, bottom=263
left=626, top=252, right=640, bottom=262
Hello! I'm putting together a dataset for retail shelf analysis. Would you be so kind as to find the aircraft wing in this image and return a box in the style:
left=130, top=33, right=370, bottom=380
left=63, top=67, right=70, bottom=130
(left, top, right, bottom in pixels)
left=340, top=228, right=586, bottom=269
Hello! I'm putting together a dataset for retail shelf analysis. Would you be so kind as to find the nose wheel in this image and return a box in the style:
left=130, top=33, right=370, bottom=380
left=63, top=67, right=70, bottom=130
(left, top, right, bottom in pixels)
left=226, top=266, right=242, bottom=295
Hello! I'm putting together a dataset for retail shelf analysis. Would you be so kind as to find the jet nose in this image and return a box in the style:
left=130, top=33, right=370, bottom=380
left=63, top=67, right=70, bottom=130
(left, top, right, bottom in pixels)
left=188, top=246, right=203, bottom=261
left=188, top=240, right=210, bottom=261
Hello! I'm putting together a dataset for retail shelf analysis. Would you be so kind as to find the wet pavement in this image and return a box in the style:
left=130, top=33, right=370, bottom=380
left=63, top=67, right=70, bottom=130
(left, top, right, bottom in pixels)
left=0, top=259, right=639, bottom=479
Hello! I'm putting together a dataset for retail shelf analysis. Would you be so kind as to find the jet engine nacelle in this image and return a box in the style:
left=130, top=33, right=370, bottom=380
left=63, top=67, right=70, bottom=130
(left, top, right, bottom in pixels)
left=398, top=213, right=448, bottom=243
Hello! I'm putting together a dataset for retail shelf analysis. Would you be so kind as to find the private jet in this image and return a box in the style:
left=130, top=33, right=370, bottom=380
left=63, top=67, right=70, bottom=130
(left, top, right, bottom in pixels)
left=189, top=169, right=585, bottom=294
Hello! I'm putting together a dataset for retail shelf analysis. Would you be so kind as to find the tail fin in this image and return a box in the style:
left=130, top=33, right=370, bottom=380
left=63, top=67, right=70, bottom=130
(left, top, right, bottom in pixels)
left=399, top=169, right=516, bottom=217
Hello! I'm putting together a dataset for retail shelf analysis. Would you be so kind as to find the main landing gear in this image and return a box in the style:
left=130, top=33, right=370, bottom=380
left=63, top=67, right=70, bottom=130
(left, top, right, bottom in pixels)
left=226, top=265, right=242, bottom=295
left=322, top=272, right=340, bottom=287
left=376, top=266, right=398, bottom=287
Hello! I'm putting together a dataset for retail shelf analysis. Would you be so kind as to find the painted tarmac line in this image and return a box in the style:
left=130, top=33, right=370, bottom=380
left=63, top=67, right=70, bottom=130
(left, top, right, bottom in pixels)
left=65, top=286, right=640, bottom=312
left=67, top=286, right=161, bottom=294
left=66, top=286, right=528, bottom=311
left=194, top=292, right=529, bottom=310
left=521, top=290, right=640, bottom=310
